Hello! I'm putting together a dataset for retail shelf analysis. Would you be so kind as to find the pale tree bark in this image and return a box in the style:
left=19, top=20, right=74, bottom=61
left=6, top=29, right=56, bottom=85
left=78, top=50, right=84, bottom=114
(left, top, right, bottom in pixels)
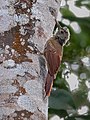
left=0, top=0, right=61, bottom=119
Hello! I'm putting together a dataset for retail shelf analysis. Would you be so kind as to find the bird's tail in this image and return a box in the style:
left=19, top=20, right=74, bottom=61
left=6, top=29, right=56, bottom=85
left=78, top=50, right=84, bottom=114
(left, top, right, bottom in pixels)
left=45, top=73, right=54, bottom=96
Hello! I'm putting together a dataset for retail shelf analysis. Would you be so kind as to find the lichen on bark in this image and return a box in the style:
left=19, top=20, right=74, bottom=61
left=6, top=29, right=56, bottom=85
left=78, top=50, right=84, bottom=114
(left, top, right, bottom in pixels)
left=0, top=0, right=61, bottom=119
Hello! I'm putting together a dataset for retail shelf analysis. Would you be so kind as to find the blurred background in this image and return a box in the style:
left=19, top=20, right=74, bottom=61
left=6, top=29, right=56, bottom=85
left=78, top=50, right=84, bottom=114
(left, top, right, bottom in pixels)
left=49, top=0, right=90, bottom=120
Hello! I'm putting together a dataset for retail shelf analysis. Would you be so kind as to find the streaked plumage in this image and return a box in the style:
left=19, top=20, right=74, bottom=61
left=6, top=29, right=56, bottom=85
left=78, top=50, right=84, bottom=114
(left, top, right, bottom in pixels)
left=44, top=27, right=70, bottom=96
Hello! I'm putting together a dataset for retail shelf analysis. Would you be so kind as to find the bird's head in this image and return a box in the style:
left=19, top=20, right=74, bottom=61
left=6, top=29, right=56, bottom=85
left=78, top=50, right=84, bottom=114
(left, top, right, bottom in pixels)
left=55, top=27, right=70, bottom=46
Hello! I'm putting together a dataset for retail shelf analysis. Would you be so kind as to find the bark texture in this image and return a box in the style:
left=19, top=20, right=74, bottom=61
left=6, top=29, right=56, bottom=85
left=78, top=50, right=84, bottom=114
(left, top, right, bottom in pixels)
left=0, top=0, right=61, bottom=119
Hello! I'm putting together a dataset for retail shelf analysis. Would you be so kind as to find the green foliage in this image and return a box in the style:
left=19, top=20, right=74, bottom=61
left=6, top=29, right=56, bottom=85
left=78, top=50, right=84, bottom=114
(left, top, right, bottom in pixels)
left=49, top=109, right=68, bottom=118
left=65, top=115, right=90, bottom=120
left=49, top=89, right=76, bottom=110
left=54, top=71, right=70, bottom=91
left=75, top=0, right=90, bottom=9
left=49, top=0, right=90, bottom=119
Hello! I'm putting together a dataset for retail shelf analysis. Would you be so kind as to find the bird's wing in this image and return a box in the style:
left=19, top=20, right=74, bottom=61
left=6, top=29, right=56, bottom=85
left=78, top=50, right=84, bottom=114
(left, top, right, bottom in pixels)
left=44, top=40, right=62, bottom=75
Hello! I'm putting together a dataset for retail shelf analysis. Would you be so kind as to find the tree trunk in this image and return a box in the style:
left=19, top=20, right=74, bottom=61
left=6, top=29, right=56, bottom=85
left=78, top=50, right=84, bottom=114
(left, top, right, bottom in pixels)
left=0, top=0, right=61, bottom=119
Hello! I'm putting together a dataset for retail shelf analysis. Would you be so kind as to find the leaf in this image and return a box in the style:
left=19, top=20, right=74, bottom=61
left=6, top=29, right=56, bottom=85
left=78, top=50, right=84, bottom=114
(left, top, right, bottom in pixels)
left=65, top=117, right=76, bottom=120
left=54, top=73, right=70, bottom=91
left=73, top=89, right=88, bottom=108
left=76, top=115, right=90, bottom=120
left=60, top=7, right=75, bottom=17
left=65, top=115, right=90, bottom=120
left=49, top=89, right=76, bottom=110
left=49, top=108, right=68, bottom=118
left=75, top=0, right=90, bottom=10
left=63, top=16, right=90, bottom=28
left=60, top=7, right=90, bottom=28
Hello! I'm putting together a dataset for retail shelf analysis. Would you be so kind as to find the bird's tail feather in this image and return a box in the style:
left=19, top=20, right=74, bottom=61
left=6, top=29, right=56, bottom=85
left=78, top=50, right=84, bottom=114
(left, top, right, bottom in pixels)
left=45, top=73, right=54, bottom=96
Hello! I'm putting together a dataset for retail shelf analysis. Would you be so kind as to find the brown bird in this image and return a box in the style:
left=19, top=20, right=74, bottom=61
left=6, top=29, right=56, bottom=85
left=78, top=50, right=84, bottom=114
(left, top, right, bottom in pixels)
left=44, top=26, right=70, bottom=96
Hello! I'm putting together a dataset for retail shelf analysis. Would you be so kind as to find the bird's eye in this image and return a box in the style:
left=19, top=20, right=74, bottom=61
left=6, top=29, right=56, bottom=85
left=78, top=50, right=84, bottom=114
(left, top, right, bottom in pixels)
left=61, top=30, right=64, bottom=34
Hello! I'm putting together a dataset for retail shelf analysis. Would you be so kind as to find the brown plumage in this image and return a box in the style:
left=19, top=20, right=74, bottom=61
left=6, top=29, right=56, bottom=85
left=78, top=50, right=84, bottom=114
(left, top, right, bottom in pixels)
left=44, top=27, right=70, bottom=96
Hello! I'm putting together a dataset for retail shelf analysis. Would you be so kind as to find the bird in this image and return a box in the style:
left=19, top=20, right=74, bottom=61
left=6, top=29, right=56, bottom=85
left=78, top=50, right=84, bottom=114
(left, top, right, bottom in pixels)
left=44, top=25, right=70, bottom=97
